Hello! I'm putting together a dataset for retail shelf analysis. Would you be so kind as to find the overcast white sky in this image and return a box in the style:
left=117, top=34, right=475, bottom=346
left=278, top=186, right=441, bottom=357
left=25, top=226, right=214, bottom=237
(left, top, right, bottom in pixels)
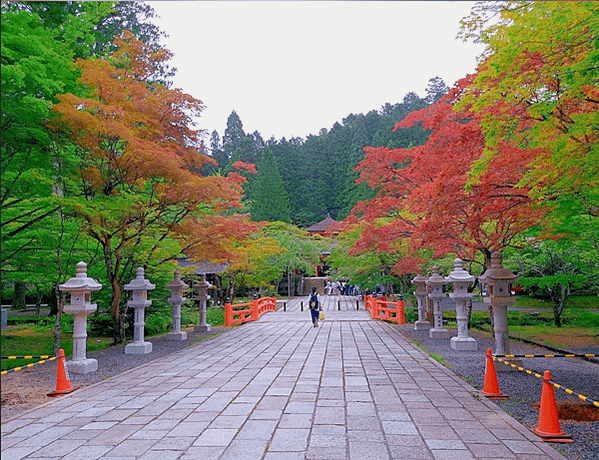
left=149, top=1, right=485, bottom=142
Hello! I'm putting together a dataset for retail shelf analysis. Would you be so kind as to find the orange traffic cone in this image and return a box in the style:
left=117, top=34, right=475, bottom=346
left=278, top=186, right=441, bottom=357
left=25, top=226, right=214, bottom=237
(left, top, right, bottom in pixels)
left=47, top=349, right=75, bottom=397
left=534, top=370, right=573, bottom=443
left=481, top=349, right=509, bottom=400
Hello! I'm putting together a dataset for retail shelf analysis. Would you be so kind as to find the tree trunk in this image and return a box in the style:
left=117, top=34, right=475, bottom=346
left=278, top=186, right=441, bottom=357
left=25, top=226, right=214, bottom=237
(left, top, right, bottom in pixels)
left=48, top=289, right=59, bottom=316
left=34, top=284, right=44, bottom=316
left=481, top=249, right=495, bottom=338
left=53, top=291, right=63, bottom=355
left=102, top=237, right=127, bottom=344
left=466, top=298, right=473, bottom=329
left=12, top=280, right=26, bottom=309
left=551, top=283, right=567, bottom=327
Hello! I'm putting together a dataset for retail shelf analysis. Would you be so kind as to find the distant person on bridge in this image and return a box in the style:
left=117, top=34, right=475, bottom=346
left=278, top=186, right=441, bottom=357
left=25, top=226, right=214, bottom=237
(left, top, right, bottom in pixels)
left=309, top=287, right=321, bottom=327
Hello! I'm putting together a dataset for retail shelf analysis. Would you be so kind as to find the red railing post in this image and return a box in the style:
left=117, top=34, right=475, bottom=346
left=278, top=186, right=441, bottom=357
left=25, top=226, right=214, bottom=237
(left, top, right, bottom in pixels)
left=365, top=295, right=373, bottom=314
left=397, top=299, right=405, bottom=325
left=225, top=303, right=233, bottom=326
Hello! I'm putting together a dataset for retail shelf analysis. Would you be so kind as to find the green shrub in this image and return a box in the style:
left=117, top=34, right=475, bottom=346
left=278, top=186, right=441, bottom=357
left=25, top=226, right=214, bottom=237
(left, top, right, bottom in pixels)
left=206, top=307, right=225, bottom=326
left=144, top=310, right=172, bottom=336
left=509, top=311, right=552, bottom=327
left=565, top=295, right=599, bottom=310
left=570, top=310, right=599, bottom=328
left=89, top=316, right=117, bottom=337
left=181, top=304, right=199, bottom=326
left=470, top=312, right=491, bottom=330
left=404, top=307, right=418, bottom=323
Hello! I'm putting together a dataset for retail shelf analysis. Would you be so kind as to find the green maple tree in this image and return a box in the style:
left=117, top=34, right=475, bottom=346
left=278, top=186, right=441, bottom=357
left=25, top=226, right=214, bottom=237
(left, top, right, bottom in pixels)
left=459, top=2, right=599, bottom=213
left=50, top=32, right=248, bottom=341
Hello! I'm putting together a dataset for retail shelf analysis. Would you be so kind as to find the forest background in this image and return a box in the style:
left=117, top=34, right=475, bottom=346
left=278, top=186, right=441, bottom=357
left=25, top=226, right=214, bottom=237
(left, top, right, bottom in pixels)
left=2, top=2, right=598, bottom=345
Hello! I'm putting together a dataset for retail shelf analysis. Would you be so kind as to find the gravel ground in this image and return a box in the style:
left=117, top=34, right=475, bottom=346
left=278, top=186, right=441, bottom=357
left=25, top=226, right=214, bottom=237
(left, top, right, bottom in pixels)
left=393, top=324, right=599, bottom=460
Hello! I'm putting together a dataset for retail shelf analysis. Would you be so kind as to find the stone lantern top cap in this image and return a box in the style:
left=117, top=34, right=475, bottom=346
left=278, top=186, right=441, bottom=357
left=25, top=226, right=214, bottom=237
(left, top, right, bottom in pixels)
left=446, top=258, right=475, bottom=284
left=59, top=261, right=102, bottom=291
left=124, top=267, right=156, bottom=291
left=426, top=265, right=445, bottom=285
left=478, top=251, right=518, bottom=283
left=165, top=269, right=189, bottom=290
left=197, top=273, right=212, bottom=289
left=411, top=273, right=427, bottom=284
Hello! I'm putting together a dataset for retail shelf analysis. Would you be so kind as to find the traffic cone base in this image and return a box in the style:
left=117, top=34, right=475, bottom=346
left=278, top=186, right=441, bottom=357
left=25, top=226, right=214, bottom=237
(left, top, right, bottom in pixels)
left=48, top=349, right=75, bottom=397
left=533, top=428, right=573, bottom=443
left=481, top=349, right=509, bottom=400
left=534, top=370, right=572, bottom=443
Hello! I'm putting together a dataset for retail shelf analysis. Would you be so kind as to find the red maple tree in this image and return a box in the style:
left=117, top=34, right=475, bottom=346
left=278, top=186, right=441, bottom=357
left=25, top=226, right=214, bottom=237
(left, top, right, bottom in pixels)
left=348, top=75, right=549, bottom=274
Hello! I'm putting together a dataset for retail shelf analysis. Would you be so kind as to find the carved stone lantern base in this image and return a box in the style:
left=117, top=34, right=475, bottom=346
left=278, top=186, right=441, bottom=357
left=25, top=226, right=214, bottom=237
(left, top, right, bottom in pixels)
left=450, top=336, right=477, bottom=351
left=167, top=330, right=188, bottom=341
left=194, top=324, right=211, bottom=333
left=414, top=319, right=431, bottom=331
left=125, top=341, right=153, bottom=354
left=429, top=327, right=450, bottom=339
left=67, top=358, right=98, bottom=374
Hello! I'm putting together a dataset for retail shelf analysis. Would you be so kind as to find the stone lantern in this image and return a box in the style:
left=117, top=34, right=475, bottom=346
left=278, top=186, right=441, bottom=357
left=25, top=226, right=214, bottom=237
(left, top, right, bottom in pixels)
left=412, top=273, right=431, bottom=331
left=479, top=251, right=519, bottom=359
left=427, top=266, right=449, bottom=339
left=166, top=269, right=189, bottom=341
left=124, top=267, right=155, bottom=354
left=195, top=273, right=212, bottom=332
left=446, top=258, right=477, bottom=351
left=59, top=261, right=102, bottom=373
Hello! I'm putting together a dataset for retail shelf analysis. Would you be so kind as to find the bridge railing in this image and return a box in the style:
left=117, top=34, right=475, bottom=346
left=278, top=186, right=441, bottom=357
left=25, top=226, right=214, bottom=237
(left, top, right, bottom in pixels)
left=364, top=295, right=405, bottom=324
left=225, top=296, right=277, bottom=326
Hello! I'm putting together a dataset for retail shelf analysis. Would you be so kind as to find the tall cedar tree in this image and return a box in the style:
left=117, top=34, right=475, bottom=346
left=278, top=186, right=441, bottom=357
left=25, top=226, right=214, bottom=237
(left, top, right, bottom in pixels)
left=50, top=32, right=251, bottom=342
left=250, top=149, right=291, bottom=223
left=349, top=76, right=548, bottom=274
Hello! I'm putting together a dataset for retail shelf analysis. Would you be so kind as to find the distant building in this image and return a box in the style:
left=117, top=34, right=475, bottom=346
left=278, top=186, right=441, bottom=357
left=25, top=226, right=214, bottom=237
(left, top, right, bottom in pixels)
left=304, top=213, right=341, bottom=281
left=305, top=213, right=340, bottom=237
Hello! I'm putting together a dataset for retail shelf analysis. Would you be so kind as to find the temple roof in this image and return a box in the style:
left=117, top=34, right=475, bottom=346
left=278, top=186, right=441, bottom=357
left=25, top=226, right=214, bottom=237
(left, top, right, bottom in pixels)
left=175, top=257, right=230, bottom=274
left=306, top=213, right=340, bottom=234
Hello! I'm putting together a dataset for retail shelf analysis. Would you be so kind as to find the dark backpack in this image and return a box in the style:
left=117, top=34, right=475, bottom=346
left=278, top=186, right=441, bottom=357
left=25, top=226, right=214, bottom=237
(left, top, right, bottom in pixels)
left=309, top=294, right=318, bottom=309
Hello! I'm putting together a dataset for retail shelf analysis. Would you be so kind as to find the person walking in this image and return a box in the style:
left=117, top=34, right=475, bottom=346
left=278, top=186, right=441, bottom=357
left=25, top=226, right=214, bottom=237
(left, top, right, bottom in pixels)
left=309, top=287, right=321, bottom=327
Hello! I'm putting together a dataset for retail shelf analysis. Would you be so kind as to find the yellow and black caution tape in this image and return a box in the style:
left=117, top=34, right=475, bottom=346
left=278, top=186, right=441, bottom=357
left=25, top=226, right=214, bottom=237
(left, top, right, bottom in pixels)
left=494, top=353, right=596, bottom=359
left=1, top=355, right=57, bottom=376
left=493, top=356, right=599, bottom=409
left=2, top=355, right=54, bottom=360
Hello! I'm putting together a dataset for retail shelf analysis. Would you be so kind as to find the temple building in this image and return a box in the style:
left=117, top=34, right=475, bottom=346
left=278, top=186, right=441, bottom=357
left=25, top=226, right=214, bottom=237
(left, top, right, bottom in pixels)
left=305, top=213, right=340, bottom=237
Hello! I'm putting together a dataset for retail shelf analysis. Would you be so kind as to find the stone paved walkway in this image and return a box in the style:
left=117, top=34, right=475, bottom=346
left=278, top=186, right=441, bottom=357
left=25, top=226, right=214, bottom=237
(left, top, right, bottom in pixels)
left=1, top=297, right=567, bottom=460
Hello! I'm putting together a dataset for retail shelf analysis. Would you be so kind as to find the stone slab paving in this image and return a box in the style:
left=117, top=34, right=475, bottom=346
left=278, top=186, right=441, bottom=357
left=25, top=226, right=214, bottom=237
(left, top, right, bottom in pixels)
left=1, top=300, right=567, bottom=460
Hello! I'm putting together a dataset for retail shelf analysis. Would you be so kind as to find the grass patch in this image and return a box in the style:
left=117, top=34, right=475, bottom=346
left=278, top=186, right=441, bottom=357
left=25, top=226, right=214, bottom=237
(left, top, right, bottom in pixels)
left=452, top=307, right=598, bottom=350
left=514, top=295, right=599, bottom=310
left=1, top=305, right=227, bottom=371
left=429, top=353, right=449, bottom=366
left=1, top=320, right=113, bottom=371
left=509, top=325, right=599, bottom=349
